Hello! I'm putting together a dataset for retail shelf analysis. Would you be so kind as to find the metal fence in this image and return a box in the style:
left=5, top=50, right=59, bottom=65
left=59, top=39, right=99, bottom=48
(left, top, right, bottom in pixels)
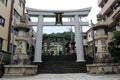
left=0, top=50, right=11, bottom=65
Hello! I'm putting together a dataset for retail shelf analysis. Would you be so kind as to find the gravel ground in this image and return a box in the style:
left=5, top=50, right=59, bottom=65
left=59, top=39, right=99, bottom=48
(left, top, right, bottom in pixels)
left=0, top=73, right=120, bottom=80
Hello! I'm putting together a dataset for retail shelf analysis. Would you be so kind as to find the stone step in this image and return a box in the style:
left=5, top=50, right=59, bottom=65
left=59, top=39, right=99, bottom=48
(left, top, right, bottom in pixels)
left=42, top=54, right=77, bottom=61
left=39, top=61, right=85, bottom=68
left=37, top=61, right=87, bottom=73
left=35, top=55, right=87, bottom=73
left=39, top=68, right=87, bottom=73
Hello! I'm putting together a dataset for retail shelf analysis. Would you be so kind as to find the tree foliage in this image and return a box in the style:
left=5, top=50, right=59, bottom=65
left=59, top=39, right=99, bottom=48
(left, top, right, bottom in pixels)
left=108, top=31, right=120, bottom=62
left=43, top=31, right=75, bottom=41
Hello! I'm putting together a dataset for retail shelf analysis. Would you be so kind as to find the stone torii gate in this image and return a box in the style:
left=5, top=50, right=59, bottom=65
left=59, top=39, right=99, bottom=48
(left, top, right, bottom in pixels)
left=26, top=7, right=91, bottom=63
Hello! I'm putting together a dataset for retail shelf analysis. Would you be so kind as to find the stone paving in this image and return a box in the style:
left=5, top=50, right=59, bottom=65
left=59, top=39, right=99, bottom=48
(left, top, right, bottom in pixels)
left=0, top=73, right=120, bottom=80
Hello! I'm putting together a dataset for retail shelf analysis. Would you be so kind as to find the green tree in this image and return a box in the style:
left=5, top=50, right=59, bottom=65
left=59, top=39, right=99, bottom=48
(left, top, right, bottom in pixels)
left=43, top=31, right=75, bottom=41
left=108, top=31, right=120, bottom=62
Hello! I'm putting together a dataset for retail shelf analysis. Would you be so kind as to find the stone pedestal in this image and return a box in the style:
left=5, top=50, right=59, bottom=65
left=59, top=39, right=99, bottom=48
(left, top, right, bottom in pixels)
left=87, top=64, right=120, bottom=74
left=4, top=16, right=38, bottom=77
left=4, top=65, right=37, bottom=77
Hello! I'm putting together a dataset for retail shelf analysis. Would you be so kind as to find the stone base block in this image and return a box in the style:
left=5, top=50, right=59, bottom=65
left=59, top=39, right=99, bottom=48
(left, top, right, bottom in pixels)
left=95, top=52, right=111, bottom=63
left=4, top=65, right=38, bottom=77
left=87, top=63, right=120, bottom=74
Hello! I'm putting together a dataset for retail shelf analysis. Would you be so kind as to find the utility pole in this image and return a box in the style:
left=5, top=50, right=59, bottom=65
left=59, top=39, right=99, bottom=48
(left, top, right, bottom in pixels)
left=91, top=20, right=96, bottom=60
left=70, top=26, right=73, bottom=42
left=11, top=27, right=14, bottom=64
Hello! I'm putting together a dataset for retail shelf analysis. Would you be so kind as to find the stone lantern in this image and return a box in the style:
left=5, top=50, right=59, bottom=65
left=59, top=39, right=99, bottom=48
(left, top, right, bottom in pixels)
left=87, top=14, right=120, bottom=74
left=4, top=16, right=37, bottom=77
left=13, top=16, right=30, bottom=65
left=93, top=20, right=111, bottom=63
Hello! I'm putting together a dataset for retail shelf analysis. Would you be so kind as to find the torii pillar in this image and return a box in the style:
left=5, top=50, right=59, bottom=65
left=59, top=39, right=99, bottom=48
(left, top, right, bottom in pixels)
left=74, top=15, right=85, bottom=62
left=34, top=15, right=43, bottom=62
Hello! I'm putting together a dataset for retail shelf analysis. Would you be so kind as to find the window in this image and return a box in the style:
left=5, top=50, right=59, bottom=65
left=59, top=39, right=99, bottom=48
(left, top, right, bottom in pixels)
left=0, top=15, right=5, bottom=27
left=89, top=34, right=91, bottom=38
left=14, top=9, right=21, bottom=20
left=104, top=0, right=108, bottom=3
left=26, top=43, right=29, bottom=50
left=0, top=38, right=3, bottom=50
left=1, top=0, right=8, bottom=6
left=83, top=36, right=87, bottom=39
left=112, top=2, right=120, bottom=10
left=106, top=11, right=113, bottom=17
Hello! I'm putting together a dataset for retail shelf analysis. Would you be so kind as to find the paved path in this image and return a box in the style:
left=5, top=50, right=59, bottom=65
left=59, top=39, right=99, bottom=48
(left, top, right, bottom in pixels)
left=1, top=73, right=120, bottom=80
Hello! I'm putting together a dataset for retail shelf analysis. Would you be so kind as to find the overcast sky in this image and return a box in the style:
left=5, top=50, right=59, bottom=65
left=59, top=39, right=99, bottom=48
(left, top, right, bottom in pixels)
left=26, top=0, right=100, bottom=34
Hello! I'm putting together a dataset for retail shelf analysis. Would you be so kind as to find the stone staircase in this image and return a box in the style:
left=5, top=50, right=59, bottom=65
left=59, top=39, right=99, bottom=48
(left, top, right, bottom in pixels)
left=36, top=54, right=87, bottom=73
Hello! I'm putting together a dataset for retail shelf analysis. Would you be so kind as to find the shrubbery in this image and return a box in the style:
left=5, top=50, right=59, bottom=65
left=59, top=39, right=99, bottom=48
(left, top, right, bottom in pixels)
left=108, top=31, right=120, bottom=63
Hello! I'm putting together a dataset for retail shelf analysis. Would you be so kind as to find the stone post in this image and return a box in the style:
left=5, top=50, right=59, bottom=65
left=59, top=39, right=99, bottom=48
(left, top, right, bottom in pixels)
left=74, top=15, right=85, bottom=62
left=34, top=15, right=43, bottom=62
